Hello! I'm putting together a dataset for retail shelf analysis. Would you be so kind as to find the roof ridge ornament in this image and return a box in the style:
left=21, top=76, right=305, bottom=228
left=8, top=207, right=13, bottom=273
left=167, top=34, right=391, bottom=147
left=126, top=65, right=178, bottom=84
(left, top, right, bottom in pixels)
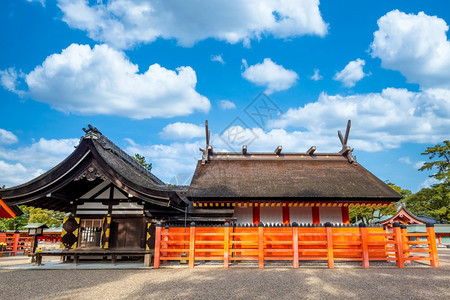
left=338, top=120, right=356, bottom=164
left=200, top=120, right=212, bottom=164
left=74, top=165, right=107, bottom=181
left=82, top=124, right=103, bottom=140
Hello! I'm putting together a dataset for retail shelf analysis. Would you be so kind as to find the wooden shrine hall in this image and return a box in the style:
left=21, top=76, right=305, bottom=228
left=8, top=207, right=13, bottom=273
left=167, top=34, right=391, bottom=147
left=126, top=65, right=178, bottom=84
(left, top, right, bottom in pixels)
left=187, top=121, right=402, bottom=225
left=0, top=121, right=409, bottom=266
left=0, top=125, right=188, bottom=258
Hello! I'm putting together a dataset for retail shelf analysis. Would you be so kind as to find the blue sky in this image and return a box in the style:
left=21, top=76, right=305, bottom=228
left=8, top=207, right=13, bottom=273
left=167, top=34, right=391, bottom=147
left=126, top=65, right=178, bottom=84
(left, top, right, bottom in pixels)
left=1, top=0, right=449, bottom=192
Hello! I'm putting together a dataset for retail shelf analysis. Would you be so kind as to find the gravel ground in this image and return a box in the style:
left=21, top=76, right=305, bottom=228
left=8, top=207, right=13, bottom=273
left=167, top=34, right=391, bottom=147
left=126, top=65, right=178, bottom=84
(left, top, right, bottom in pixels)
left=0, top=250, right=449, bottom=300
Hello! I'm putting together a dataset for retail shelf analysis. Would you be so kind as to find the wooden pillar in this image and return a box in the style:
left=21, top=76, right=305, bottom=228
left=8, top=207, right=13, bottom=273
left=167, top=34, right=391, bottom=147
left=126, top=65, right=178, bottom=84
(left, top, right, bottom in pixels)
left=189, top=222, right=196, bottom=269
left=393, top=222, right=405, bottom=268
left=282, top=206, right=290, bottom=224
left=101, top=215, right=112, bottom=249
left=341, top=206, right=350, bottom=224
left=253, top=205, right=260, bottom=225
left=401, top=225, right=410, bottom=263
left=0, top=232, right=6, bottom=244
left=312, top=206, right=320, bottom=225
left=359, top=223, right=369, bottom=268
left=258, top=224, right=264, bottom=268
left=437, top=234, right=442, bottom=245
left=325, top=222, right=334, bottom=268
left=292, top=223, right=299, bottom=268
left=153, top=222, right=162, bottom=268
left=426, top=223, right=439, bottom=268
left=12, top=232, right=20, bottom=255
left=224, top=223, right=229, bottom=268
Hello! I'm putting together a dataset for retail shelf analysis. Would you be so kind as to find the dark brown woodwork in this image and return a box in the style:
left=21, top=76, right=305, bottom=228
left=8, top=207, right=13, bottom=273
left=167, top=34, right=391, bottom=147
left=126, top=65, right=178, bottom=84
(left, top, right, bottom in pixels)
left=242, top=145, right=247, bottom=155
left=275, top=146, right=282, bottom=155
left=110, top=217, right=146, bottom=249
left=306, top=146, right=316, bottom=155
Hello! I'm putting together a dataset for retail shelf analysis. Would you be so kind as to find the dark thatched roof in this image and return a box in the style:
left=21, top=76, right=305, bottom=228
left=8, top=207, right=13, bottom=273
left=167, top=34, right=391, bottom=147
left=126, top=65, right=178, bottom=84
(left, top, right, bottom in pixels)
left=187, top=153, right=402, bottom=202
left=0, top=126, right=188, bottom=212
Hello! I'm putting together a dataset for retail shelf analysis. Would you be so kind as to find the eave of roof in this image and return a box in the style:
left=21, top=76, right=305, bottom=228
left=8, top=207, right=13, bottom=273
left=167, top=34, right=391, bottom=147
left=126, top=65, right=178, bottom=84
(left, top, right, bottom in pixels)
left=187, top=153, right=402, bottom=201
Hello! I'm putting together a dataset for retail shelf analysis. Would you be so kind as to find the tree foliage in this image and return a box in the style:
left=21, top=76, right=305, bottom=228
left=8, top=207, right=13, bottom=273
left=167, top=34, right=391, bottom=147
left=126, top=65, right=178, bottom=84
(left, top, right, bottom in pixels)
left=0, top=205, right=66, bottom=230
left=419, top=140, right=450, bottom=182
left=349, top=183, right=409, bottom=224
left=132, top=153, right=152, bottom=172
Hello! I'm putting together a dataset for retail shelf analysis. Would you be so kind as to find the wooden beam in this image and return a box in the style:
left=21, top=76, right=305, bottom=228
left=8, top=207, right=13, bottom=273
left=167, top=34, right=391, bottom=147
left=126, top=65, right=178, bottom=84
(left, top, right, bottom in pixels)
left=275, top=145, right=282, bottom=155
left=306, top=146, right=316, bottom=155
left=344, top=120, right=351, bottom=145
left=242, top=145, right=247, bottom=155
left=339, top=146, right=351, bottom=156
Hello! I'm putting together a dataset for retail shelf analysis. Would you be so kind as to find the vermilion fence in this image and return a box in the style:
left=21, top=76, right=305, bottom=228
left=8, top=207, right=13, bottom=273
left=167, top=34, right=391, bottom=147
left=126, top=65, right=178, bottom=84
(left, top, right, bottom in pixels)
left=0, top=232, right=33, bottom=256
left=154, top=222, right=439, bottom=269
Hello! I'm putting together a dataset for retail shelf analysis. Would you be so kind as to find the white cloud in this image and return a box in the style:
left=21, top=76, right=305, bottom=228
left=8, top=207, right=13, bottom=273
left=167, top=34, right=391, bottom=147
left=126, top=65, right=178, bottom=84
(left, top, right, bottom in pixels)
left=419, top=177, right=442, bottom=189
left=125, top=139, right=203, bottom=184
left=4, top=43, right=210, bottom=119
left=310, top=68, right=323, bottom=81
left=0, top=138, right=79, bottom=169
left=0, top=68, right=24, bottom=96
left=398, top=157, right=412, bottom=165
left=333, top=58, right=368, bottom=87
left=0, top=129, right=18, bottom=145
left=56, top=0, right=328, bottom=49
left=269, top=88, right=450, bottom=152
left=219, top=100, right=236, bottom=110
left=160, top=122, right=205, bottom=140
left=371, top=10, right=450, bottom=89
left=0, top=136, right=78, bottom=187
left=242, top=58, right=299, bottom=94
left=0, top=161, right=44, bottom=188
left=414, top=161, right=426, bottom=170
left=26, top=0, right=45, bottom=7
left=211, top=54, right=225, bottom=65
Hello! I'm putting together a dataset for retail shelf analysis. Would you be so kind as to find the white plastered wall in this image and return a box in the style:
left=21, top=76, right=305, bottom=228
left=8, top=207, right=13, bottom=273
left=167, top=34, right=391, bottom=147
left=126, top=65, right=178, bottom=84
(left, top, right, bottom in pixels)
left=290, top=207, right=313, bottom=224
left=233, top=206, right=253, bottom=224
left=260, top=206, right=282, bottom=224
left=319, top=207, right=342, bottom=224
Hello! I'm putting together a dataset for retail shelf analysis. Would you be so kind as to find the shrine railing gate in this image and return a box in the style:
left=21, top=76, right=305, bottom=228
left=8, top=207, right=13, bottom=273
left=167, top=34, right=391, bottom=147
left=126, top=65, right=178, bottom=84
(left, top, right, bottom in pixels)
left=0, top=232, right=33, bottom=256
left=153, top=222, right=439, bottom=269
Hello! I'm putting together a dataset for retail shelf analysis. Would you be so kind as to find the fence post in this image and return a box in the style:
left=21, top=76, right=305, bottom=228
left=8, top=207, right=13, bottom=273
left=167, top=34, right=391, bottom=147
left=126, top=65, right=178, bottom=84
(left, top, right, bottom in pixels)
left=359, top=223, right=369, bottom=268
left=292, top=223, right=299, bottom=269
left=12, top=232, right=20, bottom=255
left=426, top=223, right=439, bottom=268
left=224, top=223, right=229, bottom=268
left=401, top=225, right=410, bottom=264
left=162, top=225, right=169, bottom=263
left=189, top=222, right=196, bottom=269
left=393, top=222, right=404, bottom=268
left=325, top=222, right=334, bottom=269
left=258, top=223, right=264, bottom=268
left=153, top=222, right=162, bottom=268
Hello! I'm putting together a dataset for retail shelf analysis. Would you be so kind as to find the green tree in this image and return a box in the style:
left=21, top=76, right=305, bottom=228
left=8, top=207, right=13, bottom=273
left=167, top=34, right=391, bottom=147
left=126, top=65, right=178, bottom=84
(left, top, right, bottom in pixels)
left=0, top=205, right=66, bottom=230
left=349, top=183, right=408, bottom=224
left=406, top=140, right=450, bottom=223
left=132, top=153, right=152, bottom=172
left=419, top=140, right=450, bottom=182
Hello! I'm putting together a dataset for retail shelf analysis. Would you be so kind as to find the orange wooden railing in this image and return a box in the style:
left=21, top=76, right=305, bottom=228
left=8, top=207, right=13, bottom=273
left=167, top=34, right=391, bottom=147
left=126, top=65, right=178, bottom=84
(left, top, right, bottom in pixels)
left=0, top=232, right=33, bottom=256
left=154, top=222, right=439, bottom=269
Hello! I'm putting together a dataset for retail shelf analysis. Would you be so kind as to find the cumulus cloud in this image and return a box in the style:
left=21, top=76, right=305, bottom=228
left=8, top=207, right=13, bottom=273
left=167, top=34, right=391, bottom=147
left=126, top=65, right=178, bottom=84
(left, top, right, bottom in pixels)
left=125, top=139, right=203, bottom=184
left=3, top=44, right=210, bottom=119
left=56, top=0, right=328, bottom=49
left=160, top=122, right=205, bottom=140
left=211, top=54, right=225, bottom=65
left=242, top=58, right=299, bottom=94
left=0, top=129, right=18, bottom=145
left=333, top=59, right=368, bottom=87
left=219, top=100, right=236, bottom=110
left=371, top=10, right=450, bottom=89
left=0, top=68, right=24, bottom=96
left=269, top=88, right=450, bottom=152
left=0, top=161, right=45, bottom=188
left=0, top=138, right=79, bottom=168
left=310, top=68, right=323, bottom=81
left=0, top=136, right=79, bottom=187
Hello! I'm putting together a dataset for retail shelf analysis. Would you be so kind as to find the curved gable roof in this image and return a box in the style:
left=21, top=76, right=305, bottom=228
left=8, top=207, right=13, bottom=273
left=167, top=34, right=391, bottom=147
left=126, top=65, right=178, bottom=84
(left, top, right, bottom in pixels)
left=0, top=126, right=187, bottom=211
